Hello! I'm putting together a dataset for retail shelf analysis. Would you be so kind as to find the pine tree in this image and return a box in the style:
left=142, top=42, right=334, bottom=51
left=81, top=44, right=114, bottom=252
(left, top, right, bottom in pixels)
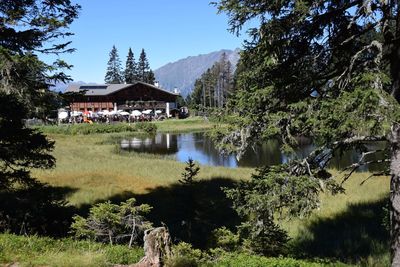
left=137, top=49, right=150, bottom=83
left=104, top=45, right=123, bottom=84
left=124, top=47, right=137, bottom=84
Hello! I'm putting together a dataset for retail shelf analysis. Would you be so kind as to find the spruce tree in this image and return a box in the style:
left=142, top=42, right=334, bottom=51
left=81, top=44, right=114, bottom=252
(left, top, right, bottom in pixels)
left=137, top=49, right=150, bottom=83
left=104, top=45, right=123, bottom=84
left=215, top=0, right=400, bottom=262
left=0, top=0, right=80, bottom=235
left=124, top=47, right=137, bottom=84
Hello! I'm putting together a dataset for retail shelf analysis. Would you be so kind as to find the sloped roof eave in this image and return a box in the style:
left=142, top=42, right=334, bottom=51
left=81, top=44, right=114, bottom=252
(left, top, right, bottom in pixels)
left=65, top=82, right=178, bottom=97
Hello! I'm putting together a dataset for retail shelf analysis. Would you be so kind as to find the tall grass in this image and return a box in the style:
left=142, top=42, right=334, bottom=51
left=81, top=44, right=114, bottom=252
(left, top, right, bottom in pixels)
left=0, top=233, right=143, bottom=266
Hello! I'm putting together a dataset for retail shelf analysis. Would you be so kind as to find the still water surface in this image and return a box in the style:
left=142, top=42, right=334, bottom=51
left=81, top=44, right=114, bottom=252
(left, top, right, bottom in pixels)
left=120, top=132, right=385, bottom=170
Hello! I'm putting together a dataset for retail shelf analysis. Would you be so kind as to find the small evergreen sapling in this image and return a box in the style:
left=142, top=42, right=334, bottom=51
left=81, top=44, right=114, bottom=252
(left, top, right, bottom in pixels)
left=177, top=158, right=200, bottom=242
left=179, top=158, right=200, bottom=185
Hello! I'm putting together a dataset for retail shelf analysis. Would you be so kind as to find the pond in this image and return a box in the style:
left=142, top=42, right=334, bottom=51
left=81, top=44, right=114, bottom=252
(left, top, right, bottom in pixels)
left=120, top=132, right=386, bottom=171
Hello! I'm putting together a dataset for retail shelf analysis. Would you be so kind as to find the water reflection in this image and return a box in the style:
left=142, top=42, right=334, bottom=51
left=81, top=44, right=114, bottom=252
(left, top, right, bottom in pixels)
left=121, top=134, right=178, bottom=154
left=120, top=132, right=386, bottom=170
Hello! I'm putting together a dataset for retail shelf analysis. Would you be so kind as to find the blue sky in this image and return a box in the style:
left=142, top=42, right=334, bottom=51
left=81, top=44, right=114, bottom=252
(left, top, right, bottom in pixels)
left=49, top=0, right=251, bottom=83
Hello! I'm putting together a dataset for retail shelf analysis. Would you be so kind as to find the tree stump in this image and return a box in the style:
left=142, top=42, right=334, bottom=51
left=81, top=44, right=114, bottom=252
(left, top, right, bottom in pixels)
left=135, top=227, right=172, bottom=267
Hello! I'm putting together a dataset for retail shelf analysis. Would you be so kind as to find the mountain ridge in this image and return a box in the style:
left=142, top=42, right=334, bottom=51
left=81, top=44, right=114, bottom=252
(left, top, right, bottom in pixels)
left=154, top=48, right=240, bottom=96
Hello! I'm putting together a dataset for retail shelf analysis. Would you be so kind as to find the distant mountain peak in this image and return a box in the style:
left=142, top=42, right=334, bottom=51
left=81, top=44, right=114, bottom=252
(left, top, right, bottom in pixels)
left=154, top=49, right=240, bottom=97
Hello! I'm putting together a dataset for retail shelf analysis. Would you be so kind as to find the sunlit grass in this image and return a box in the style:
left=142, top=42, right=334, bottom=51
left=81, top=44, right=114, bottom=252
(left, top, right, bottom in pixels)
left=34, top=133, right=252, bottom=206
left=283, top=171, right=390, bottom=266
left=283, top=171, right=389, bottom=236
left=0, top=234, right=143, bottom=267
left=154, top=116, right=219, bottom=132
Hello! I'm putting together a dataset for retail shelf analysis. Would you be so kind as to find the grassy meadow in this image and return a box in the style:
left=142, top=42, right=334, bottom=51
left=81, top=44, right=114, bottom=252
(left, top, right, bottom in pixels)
left=34, top=132, right=251, bottom=206
left=1, top=118, right=391, bottom=266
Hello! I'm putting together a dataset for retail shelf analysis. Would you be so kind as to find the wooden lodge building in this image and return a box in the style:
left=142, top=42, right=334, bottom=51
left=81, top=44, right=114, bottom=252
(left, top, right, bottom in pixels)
left=65, top=82, right=179, bottom=115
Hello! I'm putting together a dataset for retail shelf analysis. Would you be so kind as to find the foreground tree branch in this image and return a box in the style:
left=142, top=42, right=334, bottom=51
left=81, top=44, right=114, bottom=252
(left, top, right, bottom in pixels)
left=215, top=0, right=400, bottom=264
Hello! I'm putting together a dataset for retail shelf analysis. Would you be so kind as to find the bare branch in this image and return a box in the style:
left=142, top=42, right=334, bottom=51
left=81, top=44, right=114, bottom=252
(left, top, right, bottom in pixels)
left=360, top=171, right=388, bottom=185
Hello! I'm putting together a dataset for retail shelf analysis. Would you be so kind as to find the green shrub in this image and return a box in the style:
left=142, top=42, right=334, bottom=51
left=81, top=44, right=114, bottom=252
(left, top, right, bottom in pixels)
left=211, top=253, right=349, bottom=267
left=0, top=244, right=7, bottom=263
left=210, top=227, right=240, bottom=252
left=166, top=242, right=204, bottom=267
left=104, top=245, right=143, bottom=264
left=135, top=122, right=157, bottom=134
left=35, top=122, right=157, bottom=135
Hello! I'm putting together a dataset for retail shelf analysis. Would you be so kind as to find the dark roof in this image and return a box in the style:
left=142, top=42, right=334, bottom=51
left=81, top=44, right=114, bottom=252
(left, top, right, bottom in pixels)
left=65, top=82, right=178, bottom=97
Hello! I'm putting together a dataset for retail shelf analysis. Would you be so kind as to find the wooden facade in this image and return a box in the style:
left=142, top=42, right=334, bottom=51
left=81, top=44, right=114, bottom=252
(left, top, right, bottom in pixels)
left=67, top=83, right=178, bottom=112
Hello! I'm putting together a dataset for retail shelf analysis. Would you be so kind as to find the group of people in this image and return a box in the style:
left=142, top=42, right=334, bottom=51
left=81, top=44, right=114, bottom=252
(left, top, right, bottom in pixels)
left=58, top=110, right=164, bottom=124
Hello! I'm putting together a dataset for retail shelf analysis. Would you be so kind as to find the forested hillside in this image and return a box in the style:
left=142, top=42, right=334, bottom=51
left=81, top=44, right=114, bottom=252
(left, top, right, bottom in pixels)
left=154, top=49, right=239, bottom=96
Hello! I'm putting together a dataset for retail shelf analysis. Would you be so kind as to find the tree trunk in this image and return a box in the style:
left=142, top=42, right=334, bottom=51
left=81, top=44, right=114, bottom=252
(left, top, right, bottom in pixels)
left=136, top=227, right=172, bottom=267
left=390, top=123, right=400, bottom=266
left=390, top=2, right=400, bottom=103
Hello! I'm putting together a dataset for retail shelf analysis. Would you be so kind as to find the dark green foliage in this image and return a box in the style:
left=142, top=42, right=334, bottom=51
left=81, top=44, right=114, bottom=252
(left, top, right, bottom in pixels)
left=71, top=198, right=152, bottom=246
left=166, top=242, right=204, bottom=267
left=137, top=49, right=149, bottom=82
left=0, top=1, right=80, bottom=117
left=209, top=227, right=240, bottom=252
left=105, top=45, right=123, bottom=84
left=137, top=48, right=154, bottom=84
left=0, top=48, right=71, bottom=118
left=0, top=0, right=80, bottom=55
left=0, top=94, right=73, bottom=235
left=124, top=47, right=138, bottom=83
left=147, top=69, right=156, bottom=85
left=225, top=165, right=324, bottom=255
left=213, top=0, right=400, bottom=258
left=179, top=158, right=200, bottom=185
left=134, top=122, right=157, bottom=134
left=0, top=93, right=55, bottom=189
left=0, top=0, right=80, bottom=236
left=213, top=0, right=400, bottom=153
